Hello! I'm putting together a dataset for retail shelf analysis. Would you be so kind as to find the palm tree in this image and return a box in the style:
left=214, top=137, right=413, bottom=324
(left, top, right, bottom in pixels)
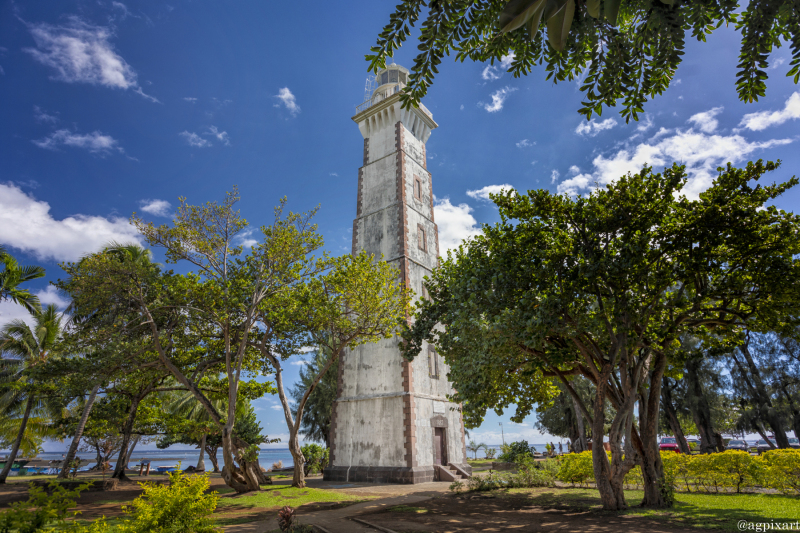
left=467, top=440, right=488, bottom=460
left=0, top=304, right=63, bottom=483
left=0, top=245, right=45, bottom=314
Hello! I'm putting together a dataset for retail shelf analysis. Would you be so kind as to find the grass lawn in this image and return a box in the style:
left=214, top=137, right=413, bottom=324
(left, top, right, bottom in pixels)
left=507, top=488, right=800, bottom=531
left=217, top=484, right=367, bottom=510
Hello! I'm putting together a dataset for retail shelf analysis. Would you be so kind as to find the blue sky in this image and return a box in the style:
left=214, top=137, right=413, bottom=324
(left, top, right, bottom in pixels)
left=1, top=1, right=799, bottom=451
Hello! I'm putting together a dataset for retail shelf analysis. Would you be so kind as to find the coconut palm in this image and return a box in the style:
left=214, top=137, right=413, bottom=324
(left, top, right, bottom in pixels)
left=467, top=440, right=488, bottom=460
left=0, top=245, right=45, bottom=314
left=0, top=304, right=63, bottom=483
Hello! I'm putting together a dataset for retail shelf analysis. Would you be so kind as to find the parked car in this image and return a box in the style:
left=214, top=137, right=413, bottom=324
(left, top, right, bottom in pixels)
left=789, top=438, right=800, bottom=449
left=755, top=438, right=778, bottom=454
left=659, top=437, right=682, bottom=453
left=726, top=439, right=749, bottom=452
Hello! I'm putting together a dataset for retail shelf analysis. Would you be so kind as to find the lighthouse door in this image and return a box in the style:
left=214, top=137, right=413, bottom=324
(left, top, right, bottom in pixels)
left=434, top=428, right=447, bottom=465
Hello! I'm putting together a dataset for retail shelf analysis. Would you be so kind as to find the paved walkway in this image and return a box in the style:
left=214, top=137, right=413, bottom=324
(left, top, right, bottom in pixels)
left=223, top=480, right=452, bottom=533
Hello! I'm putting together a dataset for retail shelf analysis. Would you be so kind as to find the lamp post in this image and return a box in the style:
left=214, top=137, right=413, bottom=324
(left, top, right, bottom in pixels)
left=499, top=422, right=505, bottom=446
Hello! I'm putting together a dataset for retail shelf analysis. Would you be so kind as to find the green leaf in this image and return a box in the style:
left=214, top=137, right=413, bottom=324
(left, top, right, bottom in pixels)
left=547, top=0, right=575, bottom=52
left=501, top=0, right=548, bottom=33
left=604, top=0, right=622, bottom=26
left=527, top=0, right=547, bottom=39
left=586, top=0, right=600, bottom=19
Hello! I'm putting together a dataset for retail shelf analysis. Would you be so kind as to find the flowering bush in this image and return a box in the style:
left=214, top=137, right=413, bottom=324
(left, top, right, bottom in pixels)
left=761, top=449, right=800, bottom=495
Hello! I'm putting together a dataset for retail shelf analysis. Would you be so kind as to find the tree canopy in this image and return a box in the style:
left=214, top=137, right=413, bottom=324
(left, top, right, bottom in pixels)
left=369, top=0, right=800, bottom=121
left=402, top=160, right=800, bottom=509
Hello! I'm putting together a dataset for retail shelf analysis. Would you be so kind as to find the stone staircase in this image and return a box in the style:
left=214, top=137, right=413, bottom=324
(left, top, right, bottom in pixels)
left=435, top=463, right=471, bottom=482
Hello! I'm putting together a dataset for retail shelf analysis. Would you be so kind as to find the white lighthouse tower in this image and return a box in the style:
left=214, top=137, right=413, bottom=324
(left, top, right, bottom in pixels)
left=324, top=64, right=470, bottom=484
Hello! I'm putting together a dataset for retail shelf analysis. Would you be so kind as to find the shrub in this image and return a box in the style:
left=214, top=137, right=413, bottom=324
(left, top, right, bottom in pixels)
left=448, top=480, right=465, bottom=493
left=116, top=469, right=221, bottom=533
left=497, top=441, right=534, bottom=463
left=556, top=451, right=594, bottom=486
left=301, top=444, right=329, bottom=475
left=0, top=480, right=90, bottom=533
left=761, top=449, right=800, bottom=495
left=505, top=457, right=555, bottom=488
left=485, top=447, right=497, bottom=459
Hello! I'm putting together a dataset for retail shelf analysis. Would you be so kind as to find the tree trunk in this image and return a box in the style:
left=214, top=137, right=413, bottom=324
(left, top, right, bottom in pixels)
left=590, top=377, right=628, bottom=510
left=0, top=396, right=34, bottom=484
left=112, top=396, right=141, bottom=481
left=637, top=353, right=669, bottom=508
left=123, top=435, right=140, bottom=469
left=197, top=434, right=206, bottom=471
left=289, top=430, right=306, bottom=488
left=220, top=429, right=260, bottom=493
left=738, top=343, right=790, bottom=448
left=206, top=445, right=220, bottom=472
left=59, top=384, right=100, bottom=479
left=661, top=379, right=691, bottom=455
left=685, top=356, right=721, bottom=454
left=572, top=395, right=588, bottom=452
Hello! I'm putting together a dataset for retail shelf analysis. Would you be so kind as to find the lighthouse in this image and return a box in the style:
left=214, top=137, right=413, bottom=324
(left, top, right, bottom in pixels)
left=324, top=64, right=470, bottom=484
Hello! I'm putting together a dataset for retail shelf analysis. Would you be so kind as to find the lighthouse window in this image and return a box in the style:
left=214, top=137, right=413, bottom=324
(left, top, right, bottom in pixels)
left=428, top=346, right=439, bottom=379
left=417, top=225, right=427, bottom=252
left=414, top=176, right=423, bottom=200
left=389, top=69, right=398, bottom=83
left=399, top=72, right=407, bottom=84
left=380, top=71, right=389, bottom=85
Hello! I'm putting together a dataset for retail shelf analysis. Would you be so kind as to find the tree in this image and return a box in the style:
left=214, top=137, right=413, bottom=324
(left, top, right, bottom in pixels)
left=258, top=252, right=411, bottom=488
left=0, top=245, right=45, bottom=313
left=289, top=344, right=341, bottom=448
left=369, top=0, right=800, bottom=121
left=0, top=305, right=63, bottom=483
left=466, top=440, right=487, bottom=459
left=402, top=160, right=800, bottom=510
left=535, top=378, right=594, bottom=452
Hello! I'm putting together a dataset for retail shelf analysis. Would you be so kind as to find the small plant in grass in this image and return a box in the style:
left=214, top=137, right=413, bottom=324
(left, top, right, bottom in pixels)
left=449, top=480, right=465, bottom=493
left=484, top=447, right=496, bottom=460
left=0, top=480, right=90, bottom=532
left=277, top=506, right=295, bottom=532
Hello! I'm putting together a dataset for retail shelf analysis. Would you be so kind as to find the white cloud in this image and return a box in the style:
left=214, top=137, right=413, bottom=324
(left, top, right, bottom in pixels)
left=466, top=184, right=514, bottom=201
left=34, top=105, right=58, bottom=124
left=179, top=131, right=211, bottom=147
left=206, top=125, right=230, bottom=145
left=688, top=107, right=723, bottom=133
left=739, top=92, right=800, bottom=131
left=329, top=172, right=339, bottom=177
left=482, top=86, right=516, bottom=113
left=557, top=127, right=792, bottom=199
left=550, top=170, right=560, bottom=184
left=33, top=129, right=124, bottom=155
left=183, top=97, right=197, bottom=103
left=516, top=139, right=535, bottom=148
left=139, top=199, right=171, bottom=217
left=637, top=115, right=654, bottom=132
left=433, top=198, right=480, bottom=251
left=25, top=17, right=157, bottom=101
left=290, top=360, right=310, bottom=366
left=771, top=57, right=786, bottom=69
left=0, top=182, right=141, bottom=262
left=274, top=87, right=300, bottom=116
left=575, top=118, right=618, bottom=137
left=459, top=104, right=464, bottom=111
left=481, top=54, right=515, bottom=81
left=270, top=405, right=282, bottom=410
left=0, top=286, right=70, bottom=329
left=37, top=285, right=70, bottom=308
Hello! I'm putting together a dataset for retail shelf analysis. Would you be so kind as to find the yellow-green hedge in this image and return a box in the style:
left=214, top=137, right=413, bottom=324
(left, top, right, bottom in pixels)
left=556, top=449, right=800, bottom=494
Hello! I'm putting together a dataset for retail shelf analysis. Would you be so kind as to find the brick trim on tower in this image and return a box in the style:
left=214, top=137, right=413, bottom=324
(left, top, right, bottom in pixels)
left=363, top=138, right=370, bottom=165
left=396, top=120, right=417, bottom=470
